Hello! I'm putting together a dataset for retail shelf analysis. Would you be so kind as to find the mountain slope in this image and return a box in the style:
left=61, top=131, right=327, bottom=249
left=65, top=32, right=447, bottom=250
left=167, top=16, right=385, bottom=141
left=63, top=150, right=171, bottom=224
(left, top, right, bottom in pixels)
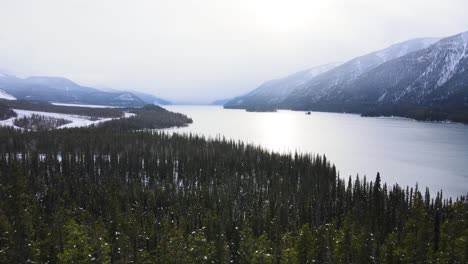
left=81, top=86, right=171, bottom=105
left=0, top=75, right=146, bottom=107
left=226, top=38, right=440, bottom=109
left=342, top=31, right=468, bottom=106
left=225, top=63, right=340, bottom=108
left=281, top=37, right=441, bottom=108
left=211, top=97, right=237, bottom=105
left=223, top=31, right=468, bottom=122
left=126, top=90, right=171, bottom=105
left=0, top=89, right=15, bottom=100
left=278, top=31, right=468, bottom=122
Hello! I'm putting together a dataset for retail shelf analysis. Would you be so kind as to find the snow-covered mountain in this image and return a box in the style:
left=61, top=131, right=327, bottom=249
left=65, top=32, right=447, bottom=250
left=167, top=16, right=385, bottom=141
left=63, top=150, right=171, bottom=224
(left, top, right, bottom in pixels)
left=280, top=37, right=441, bottom=107
left=126, top=90, right=171, bottom=105
left=0, top=74, right=154, bottom=107
left=225, top=31, right=468, bottom=122
left=226, top=37, right=439, bottom=109
left=93, top=86, right=171, bottom=105
left=337, top=31, right=468, bottom=107
left=0, top=89, right=15, bottom=100
left=225, top=63, right=340, bottom=107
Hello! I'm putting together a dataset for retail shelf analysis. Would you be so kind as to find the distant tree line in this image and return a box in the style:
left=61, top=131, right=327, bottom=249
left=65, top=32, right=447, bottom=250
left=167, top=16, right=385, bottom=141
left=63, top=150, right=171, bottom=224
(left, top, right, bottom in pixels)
left=0, top=100, right=192, bottom=130
left=0, top=127, right=466, bottom=263
left=13, top=114, right=72, bottom=130
left=0, top=99, right=123, bottom=118
left=0, top=102, right=16, bottom=120
left=98, top=104, right=193, bottom=131
left=290, top=102, right=468, bottom=124
left=245, top=105, right=278, bottom=112
left=360, top=104, right=468, bottom=124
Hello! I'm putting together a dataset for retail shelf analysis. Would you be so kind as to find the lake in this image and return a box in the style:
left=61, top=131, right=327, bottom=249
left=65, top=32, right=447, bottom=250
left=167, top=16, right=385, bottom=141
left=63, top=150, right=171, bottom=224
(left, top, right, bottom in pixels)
left=165, top=105, right=468, bottom=198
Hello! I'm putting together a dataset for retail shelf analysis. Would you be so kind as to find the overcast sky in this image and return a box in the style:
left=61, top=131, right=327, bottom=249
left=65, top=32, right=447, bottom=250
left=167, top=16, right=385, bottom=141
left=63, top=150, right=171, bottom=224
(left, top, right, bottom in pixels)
left=0, top=0, right=467, bottom=103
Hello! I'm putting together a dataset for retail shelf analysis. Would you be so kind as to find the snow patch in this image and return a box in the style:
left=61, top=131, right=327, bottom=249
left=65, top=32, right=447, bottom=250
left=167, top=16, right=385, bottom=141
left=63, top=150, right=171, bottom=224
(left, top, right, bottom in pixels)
left=0, top=89, right=16, bottom=100
left=378, top=92, right=387, bottom=102
left=124, top=112, right=136, bottom=118
left=0, top=117, right=20, bottom=129
left=115, top=93, right=135, bottom=101
left=436, top=40, right=466, bottom=87
left=461, top=31, right=468, bottom=43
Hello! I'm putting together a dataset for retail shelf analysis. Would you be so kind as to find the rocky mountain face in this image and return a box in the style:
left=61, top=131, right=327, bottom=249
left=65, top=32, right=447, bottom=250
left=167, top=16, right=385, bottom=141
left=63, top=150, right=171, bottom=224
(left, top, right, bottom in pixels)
left=225, top=31, right=468, bottom=122
left=341, top=31, right=468, bottom=107
left=226, top=38, right=439, bottom=109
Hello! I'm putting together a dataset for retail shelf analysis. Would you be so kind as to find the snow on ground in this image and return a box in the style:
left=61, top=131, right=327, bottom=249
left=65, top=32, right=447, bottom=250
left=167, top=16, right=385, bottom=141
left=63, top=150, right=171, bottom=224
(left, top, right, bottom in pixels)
left=0, top=109, right=134, bottom=129
left=0, top=116, right=20, bottom=129
left=115, top=93, right=135, bottom=101
left=51, top=102, right=121, bottom=108
left=0, top=89, right=16, bottom=100
left=124, top=112, right=136, bottom=118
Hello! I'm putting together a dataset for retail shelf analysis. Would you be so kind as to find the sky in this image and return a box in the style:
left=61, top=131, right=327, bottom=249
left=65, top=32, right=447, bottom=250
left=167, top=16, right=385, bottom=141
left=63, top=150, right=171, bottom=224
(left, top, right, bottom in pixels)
left=0, top=0, right=467, bottom=103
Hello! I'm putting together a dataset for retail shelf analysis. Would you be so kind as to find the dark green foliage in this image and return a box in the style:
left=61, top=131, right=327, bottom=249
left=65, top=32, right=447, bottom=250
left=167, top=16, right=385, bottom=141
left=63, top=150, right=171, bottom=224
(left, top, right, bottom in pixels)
left=0, top=99, right=123, bottom=118
left=228, top=102, right=468, bottom=124
left=0, top=127, right=466, bottom=263
left=245, top=105, right=278, bottom=112
left=360, top=104, right=468, bottom=124
left=139, top=104, right=167, bottom=112
left=1, top=101, right=192, bottom=131
left=0, top=102, right=16, bottom=120
left=99, top=104, right=192, bottom=131
left=13, top=114, right=72, bottom=130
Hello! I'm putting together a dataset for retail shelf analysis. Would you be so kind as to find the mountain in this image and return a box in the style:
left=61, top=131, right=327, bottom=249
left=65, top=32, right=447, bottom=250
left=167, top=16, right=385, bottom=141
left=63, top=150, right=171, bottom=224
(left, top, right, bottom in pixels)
left=340, top=31, right=468, bottom=106
left=211, top=97, right=238, bottom=105
left=281, top=37, right=441, bottom=107
left=224, top=32, right=468, bottom=123
left=224, top=63, right=340, bottom=108
left=226, top=38, right=440, bottom=110
left=82, top=85, right=170, bottom=105
left=282, top=31, right=468, bottom=122
left=126, top=90, right=171, bottom=105
left=0, top=75, right=146, bottom=107
left=0, top=89, right=15, bottom=100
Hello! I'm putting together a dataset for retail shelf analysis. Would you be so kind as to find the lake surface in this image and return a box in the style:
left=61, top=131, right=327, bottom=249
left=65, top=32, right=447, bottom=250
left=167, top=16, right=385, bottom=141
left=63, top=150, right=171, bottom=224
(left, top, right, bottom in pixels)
left=165, top=105, right=468, bottom=198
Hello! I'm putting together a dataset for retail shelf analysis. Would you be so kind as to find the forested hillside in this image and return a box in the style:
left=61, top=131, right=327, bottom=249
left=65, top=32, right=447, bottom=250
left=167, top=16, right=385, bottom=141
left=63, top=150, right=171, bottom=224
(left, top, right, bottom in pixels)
left=1, top=99, right=123, bottom=119
left=13, top=114, right=72, bottom=130
left=0, top=101, right=192, bottom=130
left=98, top=104, right=193, bottom=130
left=0, top=101, right=16, bottom=120
left=0, top=127, right=466, bottom=263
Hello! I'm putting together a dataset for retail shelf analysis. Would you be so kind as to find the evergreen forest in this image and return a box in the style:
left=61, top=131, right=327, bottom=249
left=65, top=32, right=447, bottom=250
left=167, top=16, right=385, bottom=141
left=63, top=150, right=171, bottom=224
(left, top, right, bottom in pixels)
left=0, top=126, right=466, bottom=263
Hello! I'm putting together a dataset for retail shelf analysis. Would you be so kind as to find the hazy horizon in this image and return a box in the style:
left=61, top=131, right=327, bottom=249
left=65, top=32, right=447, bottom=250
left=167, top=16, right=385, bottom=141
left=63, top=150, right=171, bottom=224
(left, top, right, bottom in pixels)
left=1, top=0, right=468, bottom=103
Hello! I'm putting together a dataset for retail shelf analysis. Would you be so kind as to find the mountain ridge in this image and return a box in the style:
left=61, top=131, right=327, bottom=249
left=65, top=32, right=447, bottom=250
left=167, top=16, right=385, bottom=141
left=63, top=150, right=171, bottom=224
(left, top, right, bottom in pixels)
left=0, top=73, right=170, bottom=107
left=226, top=63, right=341, bottom=108
left=225, top=31, right=468, bottom=123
